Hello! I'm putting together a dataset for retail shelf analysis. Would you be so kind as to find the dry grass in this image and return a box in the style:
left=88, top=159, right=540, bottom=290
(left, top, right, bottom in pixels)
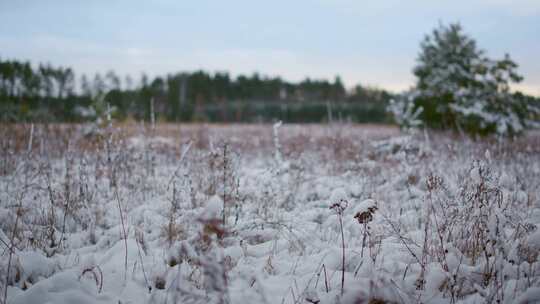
left=1, top=122, right=538, bottom=304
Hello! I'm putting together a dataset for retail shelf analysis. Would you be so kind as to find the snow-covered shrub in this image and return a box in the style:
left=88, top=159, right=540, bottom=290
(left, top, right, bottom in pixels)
left=77, top=94, right=117, bottom=137
left=387, top=91, right=423, bottom=132
left=395, top=159, right=540, bottom=302
left=402, top=23, right=537, bottom=136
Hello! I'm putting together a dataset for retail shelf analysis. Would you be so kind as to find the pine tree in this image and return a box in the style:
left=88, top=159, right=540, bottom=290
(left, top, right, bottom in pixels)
left=404, top=23, right=533, bottom=136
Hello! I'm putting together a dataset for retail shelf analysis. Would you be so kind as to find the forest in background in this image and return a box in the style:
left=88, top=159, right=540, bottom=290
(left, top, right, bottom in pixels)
left=0, top=57, right=393, bottom=123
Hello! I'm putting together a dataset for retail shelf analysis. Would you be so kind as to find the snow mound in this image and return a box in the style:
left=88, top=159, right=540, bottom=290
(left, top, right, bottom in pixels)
left=10, top=271, right=112, bottom=304
left=329, top=187, right=348, bottom=203
left=201, top=195, right=223, bottom=220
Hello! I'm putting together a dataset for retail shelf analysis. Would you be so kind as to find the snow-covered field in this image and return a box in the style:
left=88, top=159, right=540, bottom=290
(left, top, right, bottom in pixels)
left=1, top=123, right=539, bottom=304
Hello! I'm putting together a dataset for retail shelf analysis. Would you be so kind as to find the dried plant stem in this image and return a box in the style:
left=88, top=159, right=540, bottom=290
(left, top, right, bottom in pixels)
left=27, top=123, right=34, bottom=153
left=273, top=121, right=282, bottom=164
left=330, top=200, right=347, bottom=296
left=3, top=200, right=22, bottom=304
left=80, top=266, right=103, bottom=293
left=339, top=213, right=345, bottom=295
left=135, top=231, right=151, bottom=293
left=222, top=143, right=228, bottom=227
left=320, top=264, right=329, bottom=293
left=115, top=188, right=128, bottom=284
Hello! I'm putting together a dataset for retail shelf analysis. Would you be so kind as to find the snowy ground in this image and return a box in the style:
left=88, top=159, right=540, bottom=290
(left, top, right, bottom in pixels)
left=1, top=123, right=539, bottom=304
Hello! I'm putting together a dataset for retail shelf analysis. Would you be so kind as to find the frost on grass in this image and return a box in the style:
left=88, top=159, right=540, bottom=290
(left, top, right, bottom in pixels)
left=0, top=123, right=539, bottom=304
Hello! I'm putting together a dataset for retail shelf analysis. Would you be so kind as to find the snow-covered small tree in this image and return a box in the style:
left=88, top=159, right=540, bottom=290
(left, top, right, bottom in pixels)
left=388, top=91, right=423, bottom=132
left=404, top=23, right=533, bottom=136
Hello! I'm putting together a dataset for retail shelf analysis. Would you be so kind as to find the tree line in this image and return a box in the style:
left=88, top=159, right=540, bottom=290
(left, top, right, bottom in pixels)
left=0, top=57, right=393, bottom=123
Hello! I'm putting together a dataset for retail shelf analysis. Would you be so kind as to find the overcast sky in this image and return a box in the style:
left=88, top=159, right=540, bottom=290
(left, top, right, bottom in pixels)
left=1, top=0, right=539, bottom=95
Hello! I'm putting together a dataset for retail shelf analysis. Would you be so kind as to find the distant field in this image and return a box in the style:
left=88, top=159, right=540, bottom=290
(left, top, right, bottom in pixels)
left=1, top=123, right=400, bottom=152
left=3, top=122, right=538, bottom=152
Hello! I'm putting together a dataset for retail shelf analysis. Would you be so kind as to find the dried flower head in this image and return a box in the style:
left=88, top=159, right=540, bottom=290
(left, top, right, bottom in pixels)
left=354, top=206, right=378, bottom=224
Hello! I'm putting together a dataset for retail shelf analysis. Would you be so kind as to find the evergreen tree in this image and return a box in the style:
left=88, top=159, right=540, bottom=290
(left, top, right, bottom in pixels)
left=408, top=23, right=533, bottom=136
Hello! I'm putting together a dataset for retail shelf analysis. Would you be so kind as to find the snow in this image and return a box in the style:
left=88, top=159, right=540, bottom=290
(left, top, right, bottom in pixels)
left=202, top=195, right=223, bottom=220
left=329, top=187, right=348, bottom=204
left=527, top=229, right=540, bottom=250
left=515, top=287, right=540, bottom=304
left=352, top=199, right=377, bottom=215
left=470, top=166, right=481, bottom=184
left=1, top=124, right=539, bottom=304
left=10, top=271, right=113, bottom=304
left=16, top=251, right=58, bottom=285
left=127, top=135, right=175, bottom=149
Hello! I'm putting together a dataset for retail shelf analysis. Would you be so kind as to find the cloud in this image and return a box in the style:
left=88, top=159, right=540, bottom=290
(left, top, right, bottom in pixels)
left=317, top=0, right=540, bottom=17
